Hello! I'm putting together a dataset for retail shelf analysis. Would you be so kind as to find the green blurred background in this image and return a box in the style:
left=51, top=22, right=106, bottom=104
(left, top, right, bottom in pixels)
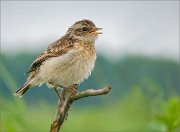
left=0, top=1, right=180, bottom=132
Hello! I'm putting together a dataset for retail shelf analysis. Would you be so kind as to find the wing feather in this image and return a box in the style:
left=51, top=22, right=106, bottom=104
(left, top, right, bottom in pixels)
left=26, top=35, right=77, bottom=74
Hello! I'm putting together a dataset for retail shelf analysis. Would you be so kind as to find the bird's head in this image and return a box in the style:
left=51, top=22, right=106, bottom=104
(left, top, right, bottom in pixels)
left=67, top=19, right=102, bottom=41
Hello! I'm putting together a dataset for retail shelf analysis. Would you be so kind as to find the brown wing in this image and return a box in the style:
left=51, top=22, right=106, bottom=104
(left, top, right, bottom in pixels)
left=26, top=35, right=77, bottom=74
left=26, top=52, right=63, bottom=74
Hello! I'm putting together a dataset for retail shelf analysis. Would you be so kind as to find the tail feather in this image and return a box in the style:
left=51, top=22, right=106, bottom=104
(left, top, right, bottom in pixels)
left=14, top=83, right=31, bottom=97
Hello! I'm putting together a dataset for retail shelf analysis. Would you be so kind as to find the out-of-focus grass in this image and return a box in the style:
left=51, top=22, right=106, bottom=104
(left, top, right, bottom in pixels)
left=0, top=98, right=54, bottom=131
left=1, top=88, right=180, bottom=132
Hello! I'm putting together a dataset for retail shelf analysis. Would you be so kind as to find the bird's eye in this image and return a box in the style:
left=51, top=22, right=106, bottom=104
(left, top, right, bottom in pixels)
left=82, top=27, right=87, bottom=32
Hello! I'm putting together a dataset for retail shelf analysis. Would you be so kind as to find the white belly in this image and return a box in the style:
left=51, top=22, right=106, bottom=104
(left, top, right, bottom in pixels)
left=37, top=51, right=96, bottom=87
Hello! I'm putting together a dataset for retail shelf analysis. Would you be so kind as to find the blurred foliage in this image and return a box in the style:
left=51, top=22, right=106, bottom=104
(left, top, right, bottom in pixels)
left=0, top=53, right=180, bottom=131
left=151, top=97, right=180, bottom=132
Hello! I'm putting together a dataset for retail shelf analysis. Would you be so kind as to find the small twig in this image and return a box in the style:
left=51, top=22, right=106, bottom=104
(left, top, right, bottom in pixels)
left=50, top=85, right=112, bottom=132
left=71, top=86, right=112, bottom=100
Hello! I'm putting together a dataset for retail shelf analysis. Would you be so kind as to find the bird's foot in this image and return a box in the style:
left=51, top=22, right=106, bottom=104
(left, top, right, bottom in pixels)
left=52, top=86, right=61, bottom=100
left=69, top=84, right=78, bottom=95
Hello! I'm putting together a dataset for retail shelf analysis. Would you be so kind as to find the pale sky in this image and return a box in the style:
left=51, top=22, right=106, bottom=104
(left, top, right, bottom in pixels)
left=1, top=1, right=179, bottom=60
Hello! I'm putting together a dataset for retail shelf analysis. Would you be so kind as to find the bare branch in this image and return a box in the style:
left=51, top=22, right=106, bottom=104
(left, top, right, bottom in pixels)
left=71, top=86, right=112, bottom=100
left=50, top=85, right=112, bottom=132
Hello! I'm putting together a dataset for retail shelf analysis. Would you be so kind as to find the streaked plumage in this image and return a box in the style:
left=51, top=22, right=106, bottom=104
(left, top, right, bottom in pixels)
left=14, top=19, right=102, bottom=97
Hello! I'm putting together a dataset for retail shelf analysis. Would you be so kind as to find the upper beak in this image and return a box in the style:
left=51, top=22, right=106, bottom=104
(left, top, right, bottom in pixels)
left=90, top=27, right=103, bottom=34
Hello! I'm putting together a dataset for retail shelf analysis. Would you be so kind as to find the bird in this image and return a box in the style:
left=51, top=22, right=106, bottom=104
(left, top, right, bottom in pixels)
left=14, top=19, right=102, bottom=97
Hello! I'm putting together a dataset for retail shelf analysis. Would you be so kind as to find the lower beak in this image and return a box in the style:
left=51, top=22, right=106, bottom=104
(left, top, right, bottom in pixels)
left=90, top=27, right=103, bottom=34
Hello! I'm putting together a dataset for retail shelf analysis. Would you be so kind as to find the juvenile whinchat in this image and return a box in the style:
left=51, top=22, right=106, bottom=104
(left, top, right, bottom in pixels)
left=14, top=19, right=102, bottom=97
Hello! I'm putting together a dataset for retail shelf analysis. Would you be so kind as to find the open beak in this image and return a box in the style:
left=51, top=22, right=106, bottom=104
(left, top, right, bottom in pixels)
left=90, top=27, right=103, bottom=34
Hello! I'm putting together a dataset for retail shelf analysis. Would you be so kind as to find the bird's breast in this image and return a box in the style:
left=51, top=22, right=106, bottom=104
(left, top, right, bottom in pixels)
left=39, top=48, right=96, bottom=87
